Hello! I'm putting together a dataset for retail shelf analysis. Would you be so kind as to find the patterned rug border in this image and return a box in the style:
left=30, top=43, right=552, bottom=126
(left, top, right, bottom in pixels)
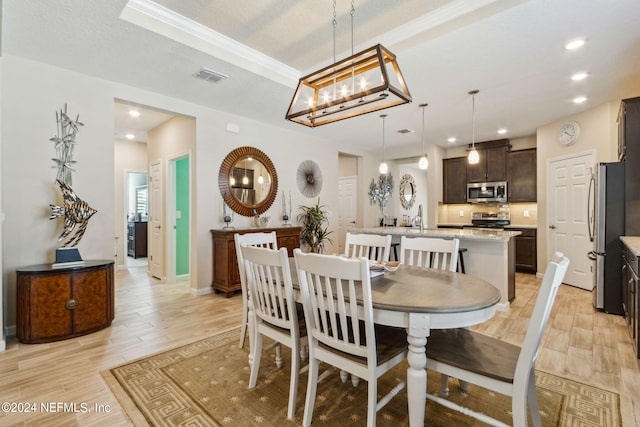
left=101, top=327, right=241, bottom=426
left=102, top=327, right=625, bottom=426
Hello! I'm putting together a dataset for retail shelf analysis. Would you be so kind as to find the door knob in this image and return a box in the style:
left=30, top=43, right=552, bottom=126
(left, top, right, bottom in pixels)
left=549, top=225, right=556, bottom=229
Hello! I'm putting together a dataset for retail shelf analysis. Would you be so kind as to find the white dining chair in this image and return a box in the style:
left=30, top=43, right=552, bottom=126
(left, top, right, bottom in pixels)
left=425, top=252, right=570, bottom=427
left=399, top=236, right=460, bottom=272
left=243, top=245, right=307, bottom=420
left=234, top=231, right=278, bottom=349
left=294, top=249, right=407, bottom=427
left=344, top=232, right=392, bottom=263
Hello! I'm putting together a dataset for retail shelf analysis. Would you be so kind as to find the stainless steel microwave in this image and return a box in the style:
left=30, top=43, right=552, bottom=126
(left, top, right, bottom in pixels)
left=467, top=181, right=507, bottom=203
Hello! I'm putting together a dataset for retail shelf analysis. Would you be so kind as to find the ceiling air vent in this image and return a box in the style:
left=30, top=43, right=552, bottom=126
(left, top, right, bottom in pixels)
left=397, top=129, right=414, bottom=134
left=194, top=67, right=228, bottom=83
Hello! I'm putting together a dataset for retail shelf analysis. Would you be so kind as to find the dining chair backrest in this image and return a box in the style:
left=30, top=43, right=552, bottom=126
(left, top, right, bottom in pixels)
left=344, top=232, right=392, bottom=263
left=399, top=236, right=459, bottom=272
left=294, top=248, right=408, bottom=427
left=295, top=249, right=375, bottom=360
left=242, top=245, right=305, bottom=420
left=515, top=251, right=569, bottom=379
left=234, top=231, right=278, bottom=348
left=242, top=245, right=297, bottom=332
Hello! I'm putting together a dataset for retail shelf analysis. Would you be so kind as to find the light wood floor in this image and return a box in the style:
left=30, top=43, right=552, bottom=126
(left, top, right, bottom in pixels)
left=0, top=268, right=638, bottom=425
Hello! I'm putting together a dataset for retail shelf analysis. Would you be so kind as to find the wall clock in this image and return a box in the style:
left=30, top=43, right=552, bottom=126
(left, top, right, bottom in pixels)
left=558, top=120, right=580, bottom=146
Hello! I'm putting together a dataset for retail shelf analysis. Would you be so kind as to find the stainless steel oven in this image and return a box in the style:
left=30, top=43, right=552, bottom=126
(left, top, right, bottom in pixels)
left=467, top=181, right=507, bottom=203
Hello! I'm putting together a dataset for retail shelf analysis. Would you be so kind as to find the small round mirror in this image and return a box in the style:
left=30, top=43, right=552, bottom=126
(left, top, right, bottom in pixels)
left=399, top=173, right=416, bottom=210
left=218, top=146, right=278, bottom=217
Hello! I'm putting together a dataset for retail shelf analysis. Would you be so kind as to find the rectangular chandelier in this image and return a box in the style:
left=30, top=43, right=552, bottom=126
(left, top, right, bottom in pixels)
left=285, top=44, right=412, bottom=127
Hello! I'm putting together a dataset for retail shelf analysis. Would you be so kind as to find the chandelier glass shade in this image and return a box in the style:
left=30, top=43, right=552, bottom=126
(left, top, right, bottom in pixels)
left=285, top=44, right=411, bottom=127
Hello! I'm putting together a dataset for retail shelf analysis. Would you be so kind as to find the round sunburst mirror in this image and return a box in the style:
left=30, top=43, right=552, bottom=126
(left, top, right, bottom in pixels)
left=218, top=146, right=278, bottom=217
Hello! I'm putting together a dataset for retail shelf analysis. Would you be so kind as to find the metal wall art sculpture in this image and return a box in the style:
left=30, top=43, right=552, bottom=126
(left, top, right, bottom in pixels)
left=296, top=160, right=322, bottom=198
left=48, top=104, right=97, bottom=248
left=368, top=173, right=394, bottom=215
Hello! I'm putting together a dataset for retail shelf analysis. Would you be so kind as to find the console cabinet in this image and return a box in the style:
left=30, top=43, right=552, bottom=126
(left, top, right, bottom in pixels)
left=17, top=260, right=115, bottom=343
left=210, top=227, right=301, bottom=297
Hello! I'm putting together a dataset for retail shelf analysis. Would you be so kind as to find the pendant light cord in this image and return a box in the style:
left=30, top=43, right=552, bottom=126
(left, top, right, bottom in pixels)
left=382, top=114, right=386, bottom=162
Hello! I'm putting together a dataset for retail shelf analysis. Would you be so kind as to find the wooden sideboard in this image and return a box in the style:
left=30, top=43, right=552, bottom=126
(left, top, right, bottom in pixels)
left=210, top=227, right=301, bottom=297
left=16, top=260, right=115, bottom=343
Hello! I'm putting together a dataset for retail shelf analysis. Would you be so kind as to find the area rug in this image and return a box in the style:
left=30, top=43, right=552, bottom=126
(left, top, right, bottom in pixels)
left=103, top=328, right=621, bottom=426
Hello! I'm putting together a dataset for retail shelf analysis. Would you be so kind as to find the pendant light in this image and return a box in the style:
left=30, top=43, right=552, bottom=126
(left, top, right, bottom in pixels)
left=285, top=0, right=411, bottom=127
left=418, top=103, right=429, bottom=170
left=467, top=89, right=480, bottom=165
left=378, top=114, right=388, bottom=174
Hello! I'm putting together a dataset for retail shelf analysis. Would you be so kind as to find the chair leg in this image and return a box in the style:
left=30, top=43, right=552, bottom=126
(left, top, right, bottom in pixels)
left=527, top=369, right=542, bottom=427
left=248, top=330, right=263, bottom=389
left=287, top=344, right=300, bottom=419
left=275, top=343, right=283, bottom=368
left=367, top=378, right=377, bottom=427
left=512, top=374, right=530, bottom=427
left=439, top=374, right=449, bottom=398
left=340, top=369, right=348, bottom=383
left=303, top=357, right=319, bottom=427
left=239, top=291, right=248, bottom=348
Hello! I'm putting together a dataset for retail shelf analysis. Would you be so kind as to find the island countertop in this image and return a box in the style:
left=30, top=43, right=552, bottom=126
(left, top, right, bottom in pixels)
left=354, top=227, right=521, bottom=242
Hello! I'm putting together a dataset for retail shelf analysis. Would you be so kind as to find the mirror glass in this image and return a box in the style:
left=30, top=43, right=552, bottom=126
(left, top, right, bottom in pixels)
left=219, top=146, right=278, bottom=217
left=399, top=173, right=416, bottom=210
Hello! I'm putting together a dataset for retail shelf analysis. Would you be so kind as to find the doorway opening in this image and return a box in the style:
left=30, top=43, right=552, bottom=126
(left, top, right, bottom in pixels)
left=125, top=171, right=148, bottom=268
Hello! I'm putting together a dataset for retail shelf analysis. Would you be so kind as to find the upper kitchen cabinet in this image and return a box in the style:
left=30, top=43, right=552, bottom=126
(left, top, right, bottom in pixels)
left=621, top=97, right=640, bottom=236
left=508, top=148, right=537, bottom=202
left=443, top=156, right=467, bottom=204
left=466, top=139, right=510, bottom=183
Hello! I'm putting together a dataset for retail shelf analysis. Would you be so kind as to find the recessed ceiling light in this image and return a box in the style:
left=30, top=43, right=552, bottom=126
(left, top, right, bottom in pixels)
left=565, top=39, right=585, bottom=50
left=497, top=128, right=507, bottom=135
left=573, top=96, right=587, bottom=104
left=125, top=133, right=135, bottom=139
left=128, top=110, right=140, bottom=117
left=571, top=72, right=588, bottom=81
left=448, top=137, right=456, bottom=143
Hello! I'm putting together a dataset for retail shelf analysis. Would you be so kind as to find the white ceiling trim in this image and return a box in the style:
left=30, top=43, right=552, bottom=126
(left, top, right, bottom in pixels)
left=120, top=0, right=301, bottom=88
left=358, top=0, right=501, bottom=50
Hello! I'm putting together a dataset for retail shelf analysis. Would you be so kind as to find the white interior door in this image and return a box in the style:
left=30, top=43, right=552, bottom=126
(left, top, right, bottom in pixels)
left=338, top=176, right=357, bottom=254
left=547, top=151, right=595, bottom=290
left=149, top=159, right=163, bottom=279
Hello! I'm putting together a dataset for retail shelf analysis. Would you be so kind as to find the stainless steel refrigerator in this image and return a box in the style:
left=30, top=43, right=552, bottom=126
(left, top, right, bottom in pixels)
left=588, top=162, right=624, bottom=315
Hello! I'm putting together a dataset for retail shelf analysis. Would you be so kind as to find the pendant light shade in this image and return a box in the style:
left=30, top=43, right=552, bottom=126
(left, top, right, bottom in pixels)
left=418, top=103, right=428, bottom=170
left=468, top=90, right=480, bottom=165
left=379, top=114, right=388, bottom=174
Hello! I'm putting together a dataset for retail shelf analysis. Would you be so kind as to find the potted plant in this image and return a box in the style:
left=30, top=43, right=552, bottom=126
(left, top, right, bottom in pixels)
left=297, top=198, right=333, bottom=253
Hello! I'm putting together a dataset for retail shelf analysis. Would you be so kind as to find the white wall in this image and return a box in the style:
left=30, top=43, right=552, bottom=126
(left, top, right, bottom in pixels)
left=1, top=55, right=343, bottom=332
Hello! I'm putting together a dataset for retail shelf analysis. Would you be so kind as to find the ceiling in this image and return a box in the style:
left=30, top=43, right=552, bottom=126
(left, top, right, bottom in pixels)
left=3, top=0, right=640, bottom=155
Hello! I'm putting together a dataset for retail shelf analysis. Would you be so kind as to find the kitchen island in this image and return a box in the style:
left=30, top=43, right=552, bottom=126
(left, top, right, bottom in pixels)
left=353, top=227, right=521, bottom=310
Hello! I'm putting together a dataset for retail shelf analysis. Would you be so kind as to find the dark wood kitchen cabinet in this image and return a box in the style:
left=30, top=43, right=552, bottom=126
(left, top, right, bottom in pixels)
left=466, top=139, right=510, bottom=183
left=621, top=241, right=639, bottom=358
left=210, top=227, right=301, bottom=297
left=621, top=97, right=640, bottom=236
left=508, top=148, right=537, bottom=202
left=509, top=227, right=537, bottom=273
left=16, top=260, right=115, bottom=343
left=443, top=157, right=467, bottom=204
